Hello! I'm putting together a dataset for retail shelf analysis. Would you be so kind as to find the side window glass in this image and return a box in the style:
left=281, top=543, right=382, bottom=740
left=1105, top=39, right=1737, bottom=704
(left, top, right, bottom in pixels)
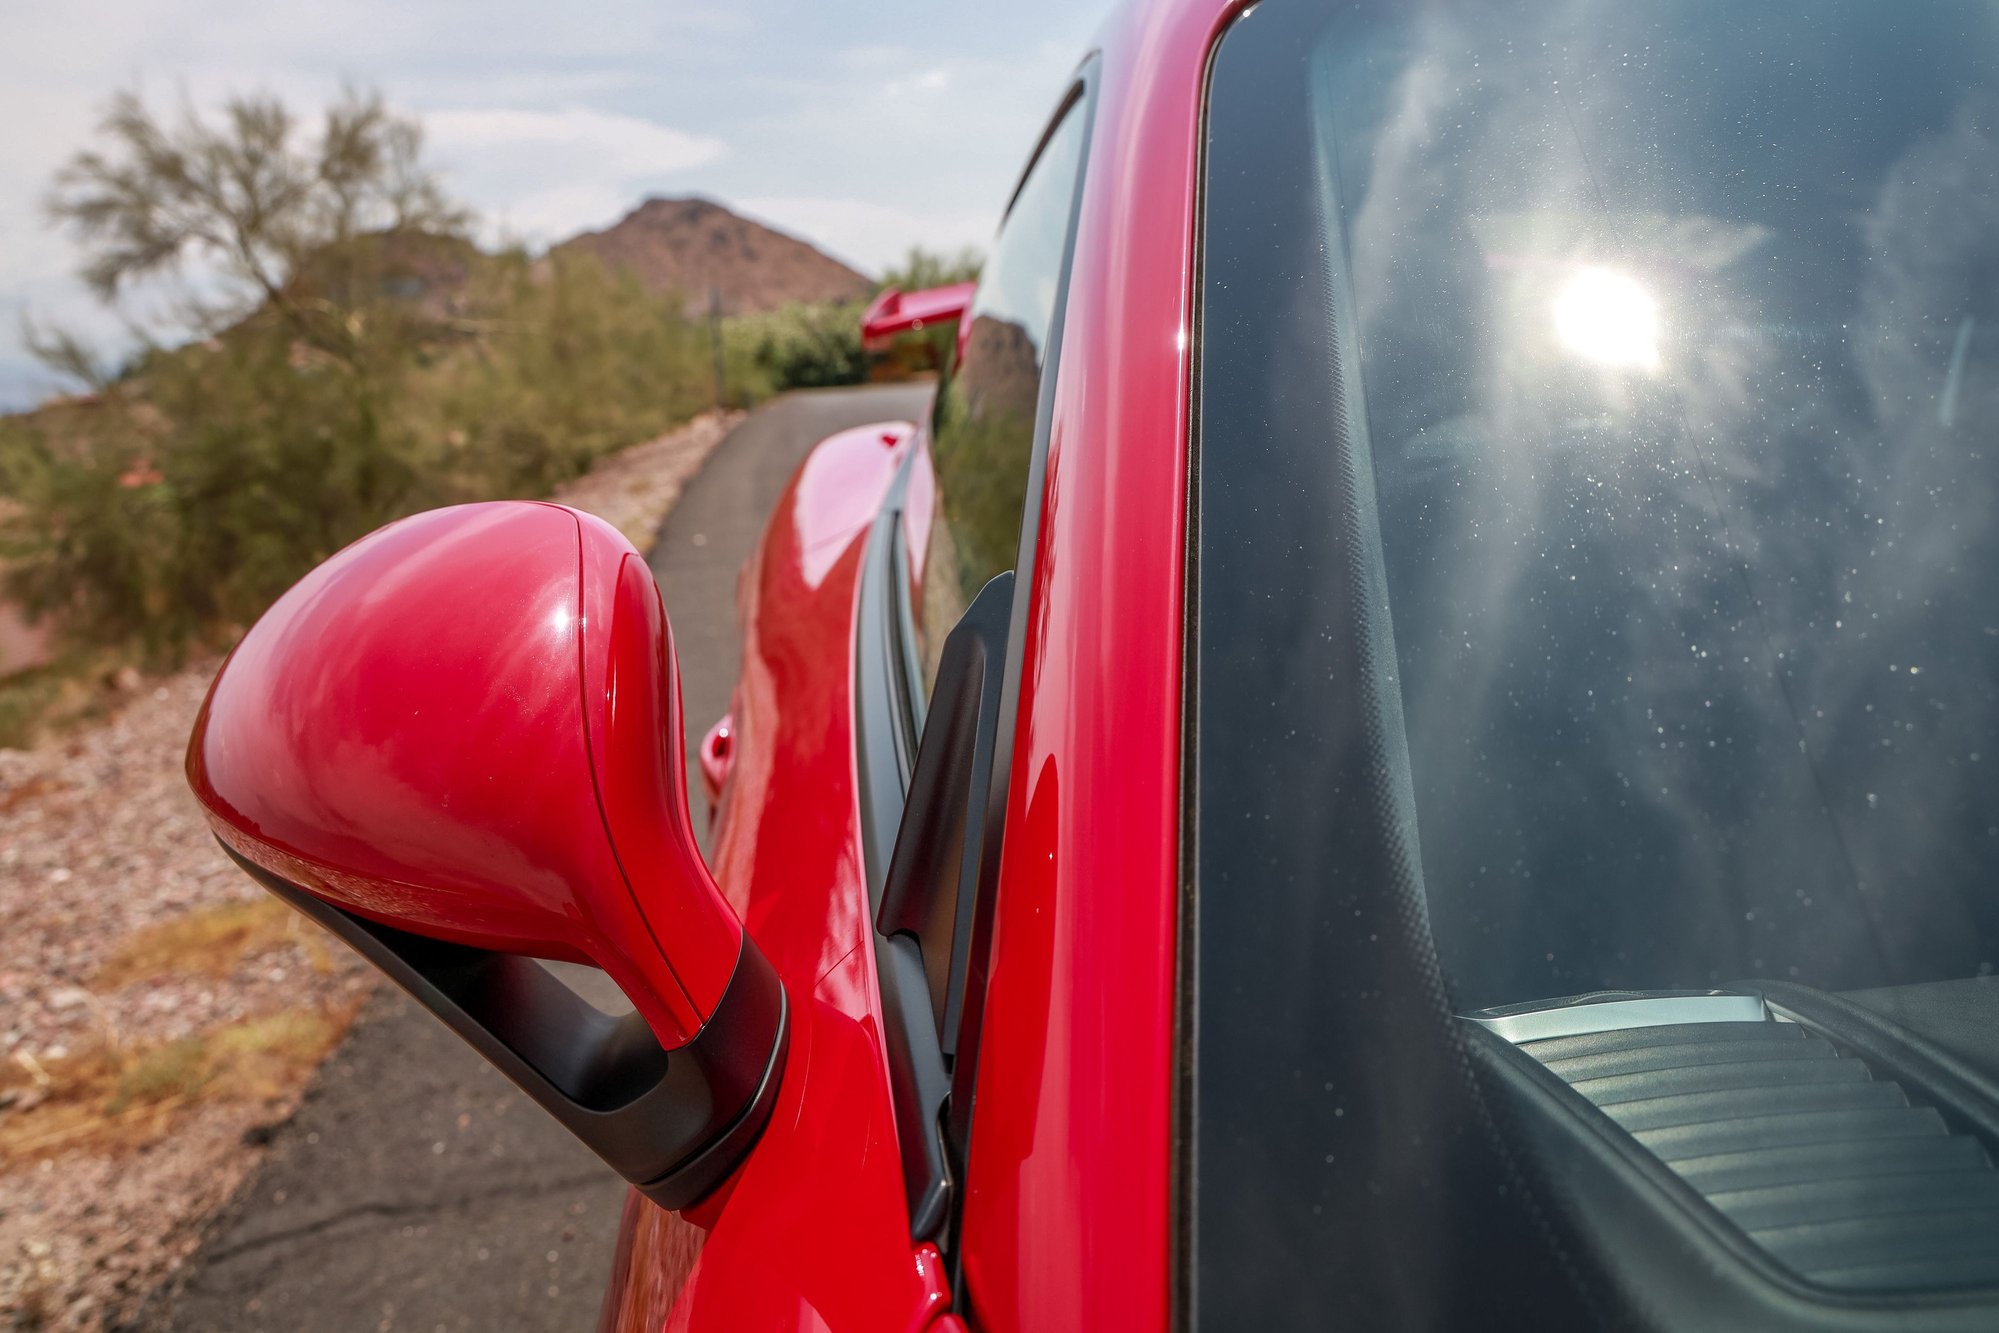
left=913, top=100, right=1088, bottom=692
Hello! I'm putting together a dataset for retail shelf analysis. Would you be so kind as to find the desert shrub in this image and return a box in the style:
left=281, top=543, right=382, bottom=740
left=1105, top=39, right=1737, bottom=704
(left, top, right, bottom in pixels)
left=0, top=87, right=470, bottom=659
left=725, top=300, right=868, bottom=393
left=0, top=249, right=735, bottom=660
left=435, top=251, right=725, bottom=494
left=0, top=319, right=428, bottom=656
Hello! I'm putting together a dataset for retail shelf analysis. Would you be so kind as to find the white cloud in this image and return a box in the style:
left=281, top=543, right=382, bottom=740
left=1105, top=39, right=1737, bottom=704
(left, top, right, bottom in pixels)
left=425, top=107, right=727, bottom=246
left=882, top=67, right=952, bottom=98
left=734, top=195, right=994, bottom=279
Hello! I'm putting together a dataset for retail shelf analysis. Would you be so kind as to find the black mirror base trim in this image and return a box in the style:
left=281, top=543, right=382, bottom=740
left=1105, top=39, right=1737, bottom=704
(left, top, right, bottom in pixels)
left=224, top=842, right=788, bottom=1212
left=637, top=961, right=789, bottom=1211
left=877, top=931, right=953, bottom=1239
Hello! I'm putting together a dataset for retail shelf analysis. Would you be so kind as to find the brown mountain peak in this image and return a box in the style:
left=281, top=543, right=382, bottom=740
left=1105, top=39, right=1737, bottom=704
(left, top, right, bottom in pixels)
left=553, top=196, right=872, bottom=317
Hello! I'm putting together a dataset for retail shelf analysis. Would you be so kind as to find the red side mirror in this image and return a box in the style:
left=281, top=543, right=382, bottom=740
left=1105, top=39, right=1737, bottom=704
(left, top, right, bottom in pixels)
left=860, top=280, right=978, bottom=352
left=187, top=502, right=786, bottom=1208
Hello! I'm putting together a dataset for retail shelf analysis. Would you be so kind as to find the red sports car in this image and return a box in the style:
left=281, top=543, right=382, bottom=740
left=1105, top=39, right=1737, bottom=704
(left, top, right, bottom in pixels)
left=188, top=0, right=1999, bottom=1326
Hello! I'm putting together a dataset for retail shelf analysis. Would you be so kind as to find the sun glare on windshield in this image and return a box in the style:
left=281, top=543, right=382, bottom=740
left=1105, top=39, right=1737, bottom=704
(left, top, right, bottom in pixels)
left=1551, top=265, right=1662, bottom=370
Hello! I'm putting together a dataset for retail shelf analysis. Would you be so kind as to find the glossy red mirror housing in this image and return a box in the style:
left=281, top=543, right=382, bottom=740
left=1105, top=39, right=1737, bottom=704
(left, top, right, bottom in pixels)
left=186, top=501, right=744, bottom=1052
left=860, top=280, right=978, bottom=352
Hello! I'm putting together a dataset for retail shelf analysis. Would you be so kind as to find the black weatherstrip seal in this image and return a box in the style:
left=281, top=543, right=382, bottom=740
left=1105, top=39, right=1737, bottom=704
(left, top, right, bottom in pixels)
left=855, top=454, right=924, bottom=909
left=1174, top=22, right=1221, bottom=1332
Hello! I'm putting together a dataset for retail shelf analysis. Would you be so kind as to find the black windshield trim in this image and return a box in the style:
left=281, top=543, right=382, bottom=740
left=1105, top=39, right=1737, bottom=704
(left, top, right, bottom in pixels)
left=1184, top=5, right=1599, bottom=1326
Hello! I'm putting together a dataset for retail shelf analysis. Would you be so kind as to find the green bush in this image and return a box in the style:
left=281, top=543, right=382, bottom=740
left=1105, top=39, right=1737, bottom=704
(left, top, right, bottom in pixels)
left=725, top=300, right=868, bottom=394
left=435, top=251, right=726, bottom=493
left=0, top=324, right=420, bottom=655
left=880, top=246, right=983, bottom=291
left=0, top=249, right=731, bottom=661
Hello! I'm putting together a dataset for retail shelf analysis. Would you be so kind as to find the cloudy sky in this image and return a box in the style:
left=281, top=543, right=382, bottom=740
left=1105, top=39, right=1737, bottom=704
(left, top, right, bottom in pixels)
left=0, top=0, right=1106, bottom=408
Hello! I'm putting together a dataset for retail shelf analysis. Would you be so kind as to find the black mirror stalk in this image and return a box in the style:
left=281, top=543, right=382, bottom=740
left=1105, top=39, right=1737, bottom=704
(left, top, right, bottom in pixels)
left=231, top=849, right=788, bottom=1211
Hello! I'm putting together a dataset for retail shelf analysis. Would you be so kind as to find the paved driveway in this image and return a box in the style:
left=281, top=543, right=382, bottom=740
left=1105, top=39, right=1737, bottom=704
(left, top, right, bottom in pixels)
left=150, top=383, right=933, bottom=1332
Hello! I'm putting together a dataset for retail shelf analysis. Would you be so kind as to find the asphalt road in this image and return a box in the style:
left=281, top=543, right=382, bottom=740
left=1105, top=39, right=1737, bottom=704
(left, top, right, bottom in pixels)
left=150, top=383, right=933, bottom=1333
left=651, top=383, right=933, bottom=853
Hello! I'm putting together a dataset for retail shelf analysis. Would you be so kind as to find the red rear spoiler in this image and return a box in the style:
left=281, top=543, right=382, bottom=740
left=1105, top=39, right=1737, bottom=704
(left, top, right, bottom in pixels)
left=860, top=281, right=977, bottom=351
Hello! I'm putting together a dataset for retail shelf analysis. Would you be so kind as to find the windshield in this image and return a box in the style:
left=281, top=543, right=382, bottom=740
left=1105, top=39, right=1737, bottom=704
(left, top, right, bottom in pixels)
left=1283, top=0, right=1999, bottom=1009
left=1191, top=0, right=1999, bottom=1320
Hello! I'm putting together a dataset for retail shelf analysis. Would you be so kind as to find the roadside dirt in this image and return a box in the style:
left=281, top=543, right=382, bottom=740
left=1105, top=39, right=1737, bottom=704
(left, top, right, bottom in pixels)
left=0, top=408, right=739, bottom=1331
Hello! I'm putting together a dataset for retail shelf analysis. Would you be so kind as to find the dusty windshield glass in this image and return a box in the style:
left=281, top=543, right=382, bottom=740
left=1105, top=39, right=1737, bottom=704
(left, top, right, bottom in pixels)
left=1302, top=0, right=1999, bottom=1009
